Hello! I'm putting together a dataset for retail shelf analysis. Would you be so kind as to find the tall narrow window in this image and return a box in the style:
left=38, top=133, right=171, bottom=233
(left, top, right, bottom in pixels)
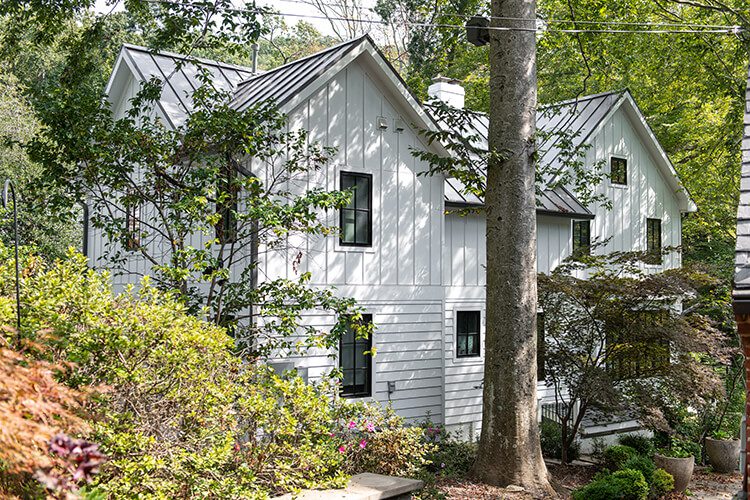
left=124, top=191, right=140, bottom=251
left=340, top=172, right=372, bottom=246
left=216, top=164, right=238, bottom=244
left=646, top=218, right=662, bottom=264
left=456, top=311, right=481, bottom=358
left=537, top=312, right=545, bottom=381
left=611, top=157, right=628, bottom=185
left=572, top=220, right=591, bottom=256
left=340, top=314, right=373, bottom=397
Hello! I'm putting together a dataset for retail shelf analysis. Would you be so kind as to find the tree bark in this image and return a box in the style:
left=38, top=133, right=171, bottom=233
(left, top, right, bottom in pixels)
left=472, top=0, right=554, bottom=494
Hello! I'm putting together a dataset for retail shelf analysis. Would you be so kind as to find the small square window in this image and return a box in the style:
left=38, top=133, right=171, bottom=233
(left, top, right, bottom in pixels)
left=572, top=220, right=591, bottom=256
left=456, top=311, right=480, bottom=358
left=611, top=157, right=627, bottom=185
left=340, top=172, right=372, bottom=246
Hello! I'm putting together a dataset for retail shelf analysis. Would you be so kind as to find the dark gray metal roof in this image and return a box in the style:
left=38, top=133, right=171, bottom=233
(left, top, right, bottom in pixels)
left=120, top=44, right=254, bottom=128
left=440, top=91, right=626, bottom=218
left=229, top=36, right=367, bottom=112
left=733, top=64, right=750, bottom=305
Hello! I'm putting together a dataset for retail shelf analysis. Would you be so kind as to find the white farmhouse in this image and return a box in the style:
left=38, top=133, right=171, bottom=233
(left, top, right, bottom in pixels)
left=93, top=35, right=696, bottom=440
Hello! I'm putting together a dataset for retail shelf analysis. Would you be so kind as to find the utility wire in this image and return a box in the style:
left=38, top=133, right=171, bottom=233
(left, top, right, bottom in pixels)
left=268, top=0, right=743, bottom=30
left=146, top=0, right=745, bottom=35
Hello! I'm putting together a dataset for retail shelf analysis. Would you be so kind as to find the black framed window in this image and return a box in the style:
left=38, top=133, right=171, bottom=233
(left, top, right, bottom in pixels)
left=572, top=220, right=591, bottom=256
left=607, top=310, right=670, bottom=380
left=340, top=172, right=372, bottom=246
left=611, top=157, right=627, bottom=185
left=216, top=164, right=238, bottom=244
left=646, top=218, right=662, bottom=264
left=537, top=312, right=545, bottom=381
left=124, top=191, right=141, bottom=251
left=340, top=314, right=373, bottom=397
left=456, top=311, right=480, bottom=358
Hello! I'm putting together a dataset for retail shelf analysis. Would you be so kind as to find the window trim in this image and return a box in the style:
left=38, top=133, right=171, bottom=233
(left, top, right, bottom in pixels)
left=572, top=219, right=591, bottom=256
left=339, top=171, right=373, bottom=248
left=646, top=217, right=663, bottom=265
left=456, top=310, right=482, bottom=359
left=610, top=156, right=628, bottom=186
left=124, top=191, right=141, bottom=251
left=216, top=164, right=238, bottom=244
left=537, top=312, right=546, bottom=381
left=339, top=313, right=373, bottom=398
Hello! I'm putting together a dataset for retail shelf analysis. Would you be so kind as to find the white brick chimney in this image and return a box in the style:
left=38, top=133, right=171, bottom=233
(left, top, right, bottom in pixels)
left=427, top=76, right=465, bottom=109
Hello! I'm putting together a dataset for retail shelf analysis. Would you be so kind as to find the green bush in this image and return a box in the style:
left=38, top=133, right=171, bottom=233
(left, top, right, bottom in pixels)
left=572, top=469, right=649, bottom=500
left=618, top=435, right=655, bottom=457
left=428, top=440, right=477, bottom=478
left=603, top=445, right=639, bottom=470
left=333, top=402, right=436, bottom=478
left=650, top=468, right=675, bottom=498
left=3, top=251, right=413, bottom=498
left=540, top=419, right=580, bottom=461
left=621, top=456, right=655, bottom=485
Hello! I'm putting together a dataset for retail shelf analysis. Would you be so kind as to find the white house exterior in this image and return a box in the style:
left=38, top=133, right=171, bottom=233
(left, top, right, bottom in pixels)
left=92, top=35, right=697, bottom=438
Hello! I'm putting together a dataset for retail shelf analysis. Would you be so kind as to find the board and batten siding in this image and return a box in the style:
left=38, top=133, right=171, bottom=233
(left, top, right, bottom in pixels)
left=442, top=102, right=684, bottom=435
left=263, top=57, right=445, bottom=422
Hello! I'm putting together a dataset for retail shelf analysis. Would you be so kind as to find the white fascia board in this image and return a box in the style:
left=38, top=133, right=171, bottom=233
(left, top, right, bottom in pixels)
left=620, top=93, right=697, bottom=213
left=116, top=47, right=176, bottom=131
left=277, top=39, right=450, bottom=159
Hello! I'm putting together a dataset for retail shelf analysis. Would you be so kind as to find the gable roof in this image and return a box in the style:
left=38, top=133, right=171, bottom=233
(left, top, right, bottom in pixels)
left=105, top=44, right=254, bottom=128
left=105, top=39, right=693, bottom=218
left=230, top=37, right=364, bottom=112
left=443, top=89, right=696, bottom=214
left=733, top=64, right=750, bottom=310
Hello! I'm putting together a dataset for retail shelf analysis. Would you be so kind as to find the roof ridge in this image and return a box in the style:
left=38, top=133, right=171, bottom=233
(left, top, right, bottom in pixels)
left=121, top=43, right=254, bottom=73
left=235, top=34, right=370, bottom=87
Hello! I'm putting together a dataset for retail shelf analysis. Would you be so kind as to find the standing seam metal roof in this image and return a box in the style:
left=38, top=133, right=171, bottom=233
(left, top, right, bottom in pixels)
left=733, top=65, right=750, bottom=297
left=118, top=41, right=627, bottom=219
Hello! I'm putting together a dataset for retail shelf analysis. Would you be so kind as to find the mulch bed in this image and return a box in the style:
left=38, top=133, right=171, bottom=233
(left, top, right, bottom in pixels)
left=435, top=463, right=742, bottom=499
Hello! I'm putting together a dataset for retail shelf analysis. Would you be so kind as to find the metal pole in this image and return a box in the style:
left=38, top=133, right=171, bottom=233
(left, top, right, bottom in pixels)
left=2, top=180, right=20, bottom=344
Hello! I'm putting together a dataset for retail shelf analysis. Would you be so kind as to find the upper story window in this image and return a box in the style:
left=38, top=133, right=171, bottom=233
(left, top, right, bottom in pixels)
left=340, top=314, right=373, bottom=398
left=456, top=310, right=481, bottom=358
left=340, top=172, right=372, bottom=247
left=610, top=157, right=628, bottom=185
left=646, top=218, right=662, bottom=264
left=572, top=220, right=591, bottom=256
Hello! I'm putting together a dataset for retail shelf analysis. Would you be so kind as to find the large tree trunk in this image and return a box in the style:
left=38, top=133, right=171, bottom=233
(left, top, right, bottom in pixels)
left=472, top=0, right=553, bottom=494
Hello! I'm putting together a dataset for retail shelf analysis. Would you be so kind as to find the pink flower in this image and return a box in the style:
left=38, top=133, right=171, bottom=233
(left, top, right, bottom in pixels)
left=338, top=445, right=347, bottom=453
left=359, top=439, right=367, bottom=449
left=348, top=421, right=357, bottom=429
left=366, top=422, right=376, bottom=432
left=329, top=432, right=336, bottom=438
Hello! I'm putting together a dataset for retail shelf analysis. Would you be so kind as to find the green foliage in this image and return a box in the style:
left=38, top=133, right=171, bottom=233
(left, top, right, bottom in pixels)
left=604, top=445, right=639, bottom=470
left=572, top=469, right=649, bottom=500
left=618, top=435, right=655, bottom=457
left=333, top=403, right=436, bottom=478
left=0, top=249, right=392, bottom=498
left=540, top=420, right=580, bottom=461
left=621, top=456, right=655, bottom=485
left=650, top=468, right=675, bottom=498
left=657, top=437, right=700, bottom=460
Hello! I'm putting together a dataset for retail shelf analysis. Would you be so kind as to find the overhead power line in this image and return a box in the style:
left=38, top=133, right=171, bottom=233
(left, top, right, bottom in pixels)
left=145, top=0, right=746, bottom=35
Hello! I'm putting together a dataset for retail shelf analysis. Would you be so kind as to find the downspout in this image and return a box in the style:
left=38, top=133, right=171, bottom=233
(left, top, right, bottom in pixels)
left=251, top=43, right=259, bottom=74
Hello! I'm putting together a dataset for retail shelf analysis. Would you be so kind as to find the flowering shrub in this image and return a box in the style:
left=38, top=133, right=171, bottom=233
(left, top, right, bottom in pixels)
left=0, top=250, right=437, bottom=497
left=334, top=402, right=437, bottom=477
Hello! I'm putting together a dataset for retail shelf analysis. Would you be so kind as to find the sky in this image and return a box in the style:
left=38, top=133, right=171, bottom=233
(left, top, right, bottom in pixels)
left=92, top=0, right=361, bottom=37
